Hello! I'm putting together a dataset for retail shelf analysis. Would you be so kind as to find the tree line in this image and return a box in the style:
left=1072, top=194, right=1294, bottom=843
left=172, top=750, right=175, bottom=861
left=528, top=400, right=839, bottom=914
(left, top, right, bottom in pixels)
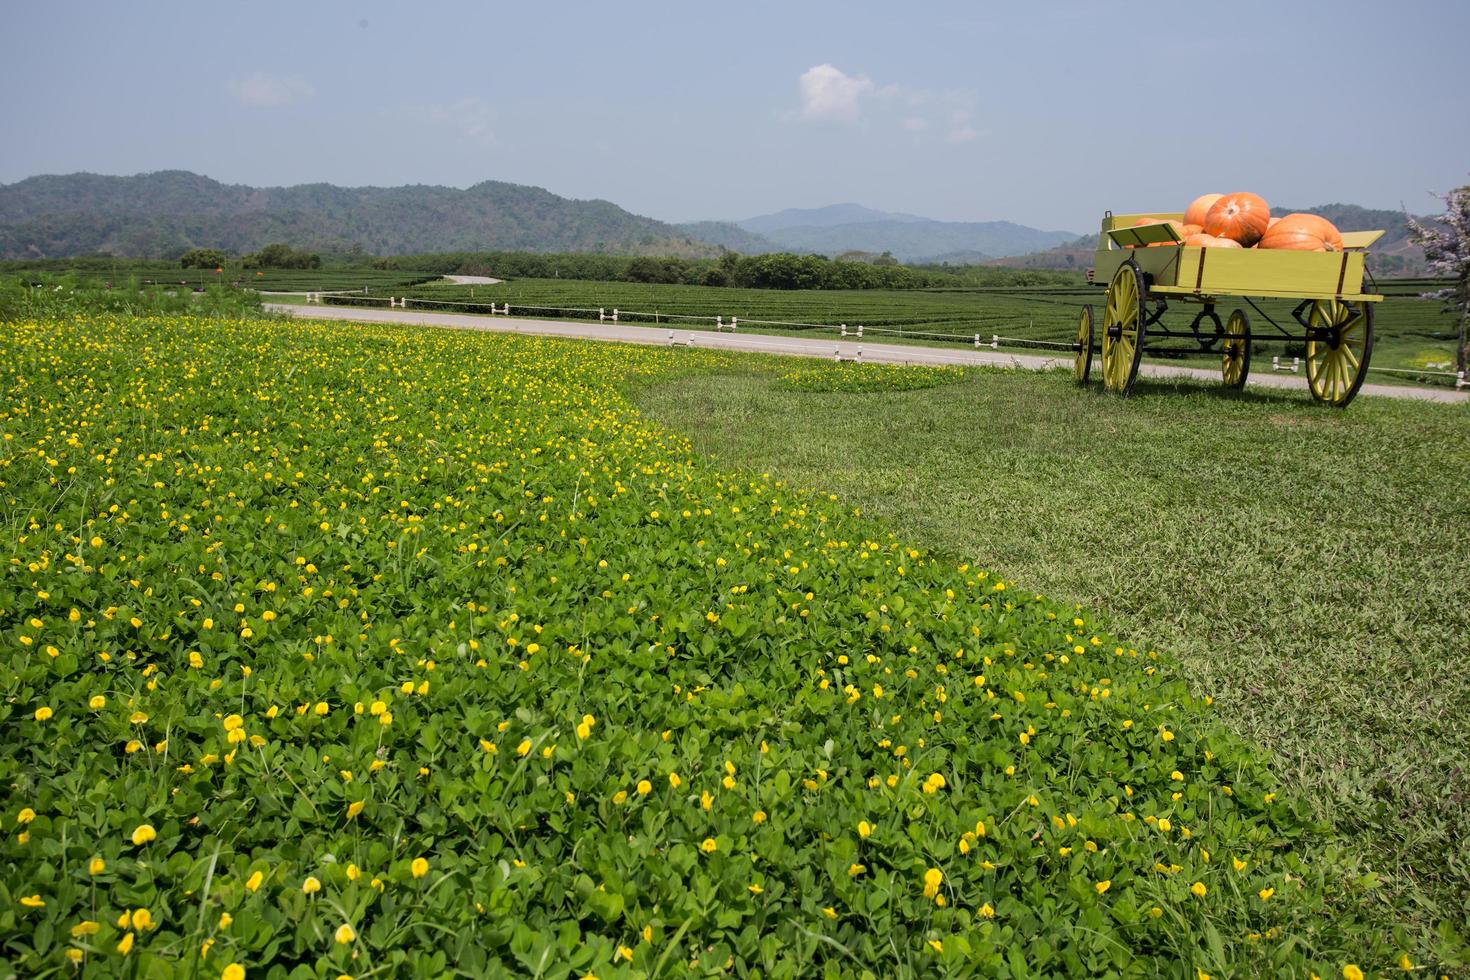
left=372, top=250, right=1076, bottom=290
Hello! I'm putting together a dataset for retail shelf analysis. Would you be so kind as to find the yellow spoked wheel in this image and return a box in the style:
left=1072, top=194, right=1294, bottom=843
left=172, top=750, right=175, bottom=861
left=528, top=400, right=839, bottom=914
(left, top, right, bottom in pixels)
left=1305, top=300, right=1373, bottom=407
left=1101, top=261, right=1146, bottom=395
left=1222, top=308, right=1251, bottom=389
left=1074, top=305, right=1094, bottom=384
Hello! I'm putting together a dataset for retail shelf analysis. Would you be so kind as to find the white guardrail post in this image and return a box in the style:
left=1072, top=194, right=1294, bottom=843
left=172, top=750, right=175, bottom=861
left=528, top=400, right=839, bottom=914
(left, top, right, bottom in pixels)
left=731, top=317, right=738, bottom=332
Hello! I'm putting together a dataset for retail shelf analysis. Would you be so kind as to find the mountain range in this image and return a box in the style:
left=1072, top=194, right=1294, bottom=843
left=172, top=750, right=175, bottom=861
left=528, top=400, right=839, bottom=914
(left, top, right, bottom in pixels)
left=0, top=172, right=1082, bottom=263
left=0, top=171, right=743, bottom=260
left=730, top=203, right=1080, bottom=263
left=0, top=172, right=1431, bottom=272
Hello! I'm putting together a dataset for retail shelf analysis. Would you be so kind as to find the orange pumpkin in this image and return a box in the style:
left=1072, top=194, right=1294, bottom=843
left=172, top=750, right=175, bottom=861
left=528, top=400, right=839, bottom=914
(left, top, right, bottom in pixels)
left=1184, top=194, right=1223, bottom=228
left=1182, top=223, right=1203, bottom=237
left=1185, top=233, right=1242, bottom=248
left=1261, top=213, right=1343, bottom=251
left=1204, top=192, right=1270, bottom=247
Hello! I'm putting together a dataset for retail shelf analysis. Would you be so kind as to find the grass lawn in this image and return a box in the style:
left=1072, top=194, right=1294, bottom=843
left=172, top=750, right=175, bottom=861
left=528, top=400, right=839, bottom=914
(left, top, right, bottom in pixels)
left=637, top=362, right=1470, bottom=955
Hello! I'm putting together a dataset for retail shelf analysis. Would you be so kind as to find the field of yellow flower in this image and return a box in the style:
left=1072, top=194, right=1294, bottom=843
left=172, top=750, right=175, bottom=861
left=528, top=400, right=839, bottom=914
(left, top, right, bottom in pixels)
left=1, top=314, right=1405, bottom=976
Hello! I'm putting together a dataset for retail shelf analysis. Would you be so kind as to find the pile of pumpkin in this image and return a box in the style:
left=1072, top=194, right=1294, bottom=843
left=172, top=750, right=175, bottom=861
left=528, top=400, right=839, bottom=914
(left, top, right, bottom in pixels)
left=1134, top=192, right=1344, bottom=251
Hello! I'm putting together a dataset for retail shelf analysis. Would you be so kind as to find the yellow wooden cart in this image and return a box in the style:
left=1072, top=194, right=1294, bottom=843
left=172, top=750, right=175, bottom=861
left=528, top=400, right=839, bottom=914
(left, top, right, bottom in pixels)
left=1079, top=212, right=1385, bottom=406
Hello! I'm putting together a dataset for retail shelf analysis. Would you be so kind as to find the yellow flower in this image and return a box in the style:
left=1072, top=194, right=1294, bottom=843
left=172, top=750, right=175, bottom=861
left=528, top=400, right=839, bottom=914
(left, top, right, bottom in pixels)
left=1232, top=857, right=1247, bottom=872
left=129, top=711, right=148, bottom=724
left=302, top=876, right=321, bottom=894
left=1342, top=968, right=1364, bottom=980
left=66, top=949, right=84, bottom=964
left=516, top=739, right=532, bottom=757
left=20, top=894, right=45, bottom=908
left=752, top=810, right=767, bottom=824
left=411, top=857, right=429, bottom=878
left=700, top=791, right=714, bottom=811
left=34, top=706, right=53, bottom=721
left=822, top=906, right=837, bottom=918
left=17, top=808, right=36, bottom=824
left=71, top=920, right=100, bottom=937
left=857, top=820, right=872, bottom=839
left=979, top=902, right=995, bottom=918
left=1190, top=881, right=1207, bottom=898
left=222, top=964, right=246, bottom=980
left=1258, top=887, right=1275, bottom=901
left=89, top=695, right=106, bottom=709
left=612, top=791, right=628, bottom=805
left=245, top=870, right=264, bottom=892
left=130, top=824, right=157, bottom=845
left=335, top=923, right=356, bottom=944
left=346, top=800, right=364, bottom=820
left=922, top=867, right=943, bottom=898
left=1095, top=880, right=1111, bottom=894
left=219, top=912, right=234, bottom=928
left=1397, top=953, right=1413, bottom=971
left=748, top=883, right=763, bottom=894
left=847, top=863, right=865, bottom=877
left=117, top=931, right=135, bottom=955
left=345, top=865, right=360, bottom=882
left=927, top=939, right=944, bottom=953
left=668, top=773, right=682, bottom=789
left=700, top=838, right=718, bottom=854
left=636, top=779, right=652, bottom=796
left=131, top=908, right=154, bottom=930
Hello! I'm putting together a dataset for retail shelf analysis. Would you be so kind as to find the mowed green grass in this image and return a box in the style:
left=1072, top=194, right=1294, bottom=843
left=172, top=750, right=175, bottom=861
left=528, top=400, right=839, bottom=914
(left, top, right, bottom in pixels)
left=636, top=363, right=1470, bottom=954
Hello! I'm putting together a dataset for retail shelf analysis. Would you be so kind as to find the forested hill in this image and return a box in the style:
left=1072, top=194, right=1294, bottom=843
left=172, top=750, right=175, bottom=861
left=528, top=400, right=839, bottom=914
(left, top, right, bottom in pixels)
left=0, top=171, right=767, bottom=259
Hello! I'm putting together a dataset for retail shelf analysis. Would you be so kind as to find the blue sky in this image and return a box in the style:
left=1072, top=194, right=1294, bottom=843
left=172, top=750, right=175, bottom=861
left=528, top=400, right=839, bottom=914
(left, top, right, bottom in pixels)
left=3, top=0, right=1467, bottom=231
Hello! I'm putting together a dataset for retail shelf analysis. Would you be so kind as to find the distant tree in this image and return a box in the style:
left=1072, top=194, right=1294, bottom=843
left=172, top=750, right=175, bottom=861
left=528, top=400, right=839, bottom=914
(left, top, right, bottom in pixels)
left=180, top=247, right=228, bottom=269
left=873, top=251, right=899, bottom=267
left=243, top=243, right=321, bottom=269
left=1406, top=185, right=1470, bottom=374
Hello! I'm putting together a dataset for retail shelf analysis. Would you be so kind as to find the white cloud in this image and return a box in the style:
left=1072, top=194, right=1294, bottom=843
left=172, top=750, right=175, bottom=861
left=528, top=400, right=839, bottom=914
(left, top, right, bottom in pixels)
left=797, top=64, right=874, bottom=122
left=427, top=97, right=496, bottom=146
left=792, top=65, right=983, bottom=144
left=227, top=71, right=315, bottom=108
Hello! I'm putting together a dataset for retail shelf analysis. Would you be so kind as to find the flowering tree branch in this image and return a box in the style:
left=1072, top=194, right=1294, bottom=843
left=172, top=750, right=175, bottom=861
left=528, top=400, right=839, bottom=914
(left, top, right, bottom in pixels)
left=1406, top=184, right=1470, bottom=374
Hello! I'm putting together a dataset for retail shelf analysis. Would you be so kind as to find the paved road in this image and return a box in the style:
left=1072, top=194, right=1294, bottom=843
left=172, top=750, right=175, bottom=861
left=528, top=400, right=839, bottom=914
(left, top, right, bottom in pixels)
left=266, top=303, right=1469, bottom=405
left=439, top=275, right=502, bottom=285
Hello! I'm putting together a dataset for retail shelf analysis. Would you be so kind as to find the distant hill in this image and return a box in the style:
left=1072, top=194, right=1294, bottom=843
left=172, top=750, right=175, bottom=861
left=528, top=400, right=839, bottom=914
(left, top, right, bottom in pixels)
left=726, top=203, right=1080, bottom=263
left=673, top=220, right=777, bottom=254
left=739, top=203, right=931, bottom=235
left=746, top=219, right=1080, bottom=264
left=0, top=171, right=750, bottom=259
left=990, top=205, right=1438, bottom=276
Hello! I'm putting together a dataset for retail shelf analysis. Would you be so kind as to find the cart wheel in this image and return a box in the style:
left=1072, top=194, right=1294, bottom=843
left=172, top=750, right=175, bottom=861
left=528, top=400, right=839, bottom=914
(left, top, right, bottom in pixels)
left=1222, top=308, right=1251, bottom=389
left=1074, top=305, right=1094, bottom=384
left=1305, top=300, right=1373, bottom=407
left=1101, top=260, right=1146, bottom=395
